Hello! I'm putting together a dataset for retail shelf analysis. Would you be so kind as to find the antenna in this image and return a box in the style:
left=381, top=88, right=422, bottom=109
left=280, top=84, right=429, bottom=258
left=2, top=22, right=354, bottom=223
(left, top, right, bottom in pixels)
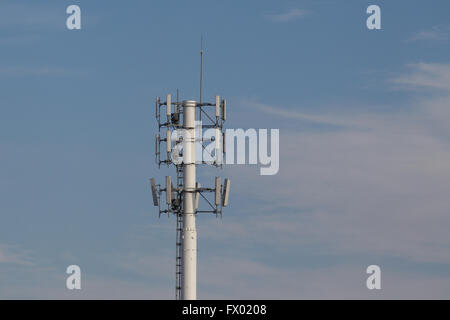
left=166, top=94, right=171, bottom=117
left=215, top=177, right=221, bottom=205
left=150, top=178, right=158, bottom=206
left=166, top=129, right=171, bottom=154
left=222, top=178, right=230, bottom=207
left=155, top=134, right=160, bottom=164
left=200, top=35, right=203, bottom=104
left=174, top=89, right=180, bottom=125
left=150, top=50, right=231, bottom=300
left=155, top=97, right=160, bottom=119
left=215, top=95, right=220, bottom=118
left=221, top=99, right=226, bottom=121
left=222, top=132, right=226, bottom=154
left=171, top=181, right=176, bottom=206
left=166, top=176, right=172, bottom=205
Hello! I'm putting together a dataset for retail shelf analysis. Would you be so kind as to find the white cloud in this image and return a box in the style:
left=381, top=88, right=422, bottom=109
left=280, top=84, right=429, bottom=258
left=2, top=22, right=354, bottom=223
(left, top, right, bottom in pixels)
left=264, top=8, right=307, bottom=22
left=243, top=99, right=392, bottom=130
left=245, top=100, right=356, bottom=127
left=408, top=25, right=450, bottom=42
left=391, top=63, right=450, bottom=91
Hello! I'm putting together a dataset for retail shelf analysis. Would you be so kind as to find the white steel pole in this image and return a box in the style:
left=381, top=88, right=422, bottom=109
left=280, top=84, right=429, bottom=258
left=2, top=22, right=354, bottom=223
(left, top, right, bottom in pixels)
left=182, top=100, right=197, bottom=300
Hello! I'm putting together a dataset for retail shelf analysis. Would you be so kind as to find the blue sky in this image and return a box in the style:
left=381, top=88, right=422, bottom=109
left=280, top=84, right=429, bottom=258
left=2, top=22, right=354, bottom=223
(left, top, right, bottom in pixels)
left=1, top=0, right=450, bottom=298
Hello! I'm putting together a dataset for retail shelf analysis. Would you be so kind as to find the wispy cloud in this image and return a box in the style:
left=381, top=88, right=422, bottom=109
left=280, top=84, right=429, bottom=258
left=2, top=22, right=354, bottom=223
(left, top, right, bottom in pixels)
left=408, top=25, right=450, bottom=42
left=0, top=244, right=32, bottom=266
left=244, top=99, right=371, bottom=128
left=391, top=62, right=450, bottom=91
left=263, top=8, right=307, bottom=22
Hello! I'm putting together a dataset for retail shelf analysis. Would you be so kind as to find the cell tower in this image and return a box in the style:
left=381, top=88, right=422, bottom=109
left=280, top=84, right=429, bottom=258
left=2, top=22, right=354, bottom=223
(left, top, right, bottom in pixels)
left=150, top=48, right=230, bottom=300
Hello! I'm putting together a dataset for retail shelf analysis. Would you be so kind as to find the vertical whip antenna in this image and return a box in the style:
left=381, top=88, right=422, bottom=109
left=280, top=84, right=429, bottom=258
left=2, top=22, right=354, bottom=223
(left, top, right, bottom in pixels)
left=199, top=35, right=204, bottom=123
left=200, top=35, right=204, bottom=105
